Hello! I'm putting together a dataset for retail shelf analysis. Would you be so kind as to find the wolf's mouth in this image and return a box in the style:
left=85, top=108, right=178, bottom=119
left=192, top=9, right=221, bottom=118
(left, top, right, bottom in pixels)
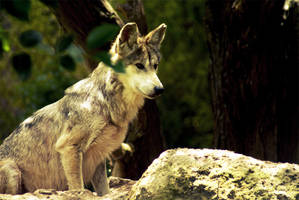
left=140, top=92, right=155, bottom=99
left=145, top=95, right=156, bottom=99
left=137, top=87, right=164, bottom=99
left=141, top=92, right=162, bottom=99
left=137, top=89, right=156, bottom=99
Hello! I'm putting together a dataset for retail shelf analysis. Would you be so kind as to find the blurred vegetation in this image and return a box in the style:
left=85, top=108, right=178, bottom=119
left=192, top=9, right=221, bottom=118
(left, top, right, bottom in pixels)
left=0, top=0, right=213, bottom=148
left=0, top=0, right=88, bottom=141
left=143, top=0, right=213, bottom=148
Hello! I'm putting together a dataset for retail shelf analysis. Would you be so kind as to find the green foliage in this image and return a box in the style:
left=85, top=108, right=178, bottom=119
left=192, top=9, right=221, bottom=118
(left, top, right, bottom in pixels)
left=93, top=52, right=125, bottom=73
left=11, top=52, right=32, bottom=80
left=59, top=54, right=75, bottom=71
left=0, top=0, right=87, bottom=142
left=143, top=0, right=213, bottom=148
left=86, top=24, right=119, bottom=50
left=1, top=0, right=31, bottom=21
left=110, top=60, right=125, bottom=73
left=0, top=28, right=10, bottom=57
left=55, top=35, right=73, bottom=53
left=38, top=0, right=57, bottom=8
left=86, top=24, right=124, bottom=73
left=19, top=30, right=42, bottom=47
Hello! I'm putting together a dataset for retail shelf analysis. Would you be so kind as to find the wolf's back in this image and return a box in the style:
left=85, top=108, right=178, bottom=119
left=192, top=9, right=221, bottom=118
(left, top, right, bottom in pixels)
left=0, top=101, right=67, bottom=193
left=0, top=102, right=61, bottom=159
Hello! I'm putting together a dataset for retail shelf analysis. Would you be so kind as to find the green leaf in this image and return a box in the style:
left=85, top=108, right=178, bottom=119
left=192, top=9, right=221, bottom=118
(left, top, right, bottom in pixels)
left=60, top=54, right=75, bottom=71
left=0, top=28, right=10, bottom=53
left=3, top=0, right=31, bottom=21
left=94, top=52, right=111, bottom=66
left=19, top=30, right=42, bottom=47
left=2, top=38, right=10, bottom=52
left=11, top=52, right=32, bottom=80
left=94, top=52, right=125, bottom=73
left=112, top=61, right=125, bottom=73
left=0, top=39, right=9, bottom=59
left=55, top=35, right=73, bottom=53
left=86, top=24, right=120, bottom=50
left=38, top=0, right=58, bottom=8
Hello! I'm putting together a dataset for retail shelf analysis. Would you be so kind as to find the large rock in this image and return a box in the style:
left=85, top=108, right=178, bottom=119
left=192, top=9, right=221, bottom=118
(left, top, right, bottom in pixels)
left=128, top=148, right=299, bottom=200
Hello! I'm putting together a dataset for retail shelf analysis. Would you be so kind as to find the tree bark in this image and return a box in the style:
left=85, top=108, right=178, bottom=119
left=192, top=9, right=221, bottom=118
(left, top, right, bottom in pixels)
left=50, top=0, right=165, bottom=179
left=205, top=0, right=298, bottom=163
left=114, top=0, right=148, bottom=35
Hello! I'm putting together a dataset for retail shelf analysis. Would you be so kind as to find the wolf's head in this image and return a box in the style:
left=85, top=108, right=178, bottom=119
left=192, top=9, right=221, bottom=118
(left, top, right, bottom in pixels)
left=110, top=22, right=166, bottom=99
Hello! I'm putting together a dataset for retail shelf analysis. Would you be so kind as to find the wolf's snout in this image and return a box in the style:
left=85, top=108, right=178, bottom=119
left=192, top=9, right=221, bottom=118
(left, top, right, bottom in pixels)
left=154, top=86, right=164, bottom=96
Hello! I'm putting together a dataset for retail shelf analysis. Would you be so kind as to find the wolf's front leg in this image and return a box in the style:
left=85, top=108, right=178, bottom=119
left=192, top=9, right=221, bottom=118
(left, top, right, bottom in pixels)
left=56, top=137, right=84, bottom=190
left=91, top=160, right=109, bottom=196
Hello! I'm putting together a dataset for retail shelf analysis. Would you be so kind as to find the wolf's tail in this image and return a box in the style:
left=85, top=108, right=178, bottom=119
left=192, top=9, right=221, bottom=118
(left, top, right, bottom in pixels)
left=0, top=158, right=22, bottom=194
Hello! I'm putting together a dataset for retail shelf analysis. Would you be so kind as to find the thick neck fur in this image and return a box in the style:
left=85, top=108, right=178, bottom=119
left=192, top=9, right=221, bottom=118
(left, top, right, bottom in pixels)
left=65, top=63, right=144, bottom=127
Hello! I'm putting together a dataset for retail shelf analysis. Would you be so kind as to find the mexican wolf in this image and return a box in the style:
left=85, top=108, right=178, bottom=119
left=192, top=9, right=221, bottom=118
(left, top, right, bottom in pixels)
left=0, top=22, right=166, bottom=196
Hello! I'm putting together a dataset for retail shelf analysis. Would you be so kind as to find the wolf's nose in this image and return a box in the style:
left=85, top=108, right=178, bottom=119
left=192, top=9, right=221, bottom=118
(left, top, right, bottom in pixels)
left=154, top=86, right=164, bottom=96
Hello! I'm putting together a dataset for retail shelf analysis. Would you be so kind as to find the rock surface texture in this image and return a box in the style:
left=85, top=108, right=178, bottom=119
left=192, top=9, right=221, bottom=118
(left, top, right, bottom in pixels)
left=0, top=149, right=298, bottom=200
left=128, top=148, right=299, bottom=200
left=0, top=177, right=136, bottom=200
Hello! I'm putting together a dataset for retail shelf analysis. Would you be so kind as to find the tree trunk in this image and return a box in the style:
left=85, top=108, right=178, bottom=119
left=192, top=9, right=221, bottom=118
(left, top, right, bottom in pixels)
left=205, top=0, right=298, bottom=163
left=49, top=0, right=165, bottom=179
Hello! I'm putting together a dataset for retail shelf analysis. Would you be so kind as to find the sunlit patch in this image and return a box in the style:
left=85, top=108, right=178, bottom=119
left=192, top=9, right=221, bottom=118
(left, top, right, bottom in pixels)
left=106, top=70, right=112, bottom=84
left=81, top=100, right=92, bottom=111
left=72, top=79, right=86, bottom=91
left=121, top=143, right=133, bottom=153
left=70, top=79, right=95, bottom=92
left=23, top=117, right=34, bottom=125
left=98, top=92, right=105, bottom=102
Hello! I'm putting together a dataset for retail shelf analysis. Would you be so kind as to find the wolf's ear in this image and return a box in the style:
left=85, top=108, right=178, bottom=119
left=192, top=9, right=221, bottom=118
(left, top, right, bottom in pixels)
left=117, top=22, right=140, bottom=53
left=146, top=23, right=167, bottom=48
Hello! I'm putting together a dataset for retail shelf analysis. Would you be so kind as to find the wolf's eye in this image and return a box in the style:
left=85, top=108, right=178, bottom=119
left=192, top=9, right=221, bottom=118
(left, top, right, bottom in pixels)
left=154, top=64, right=158, bottom=70
left=135, top=63, right=145, bottom=70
